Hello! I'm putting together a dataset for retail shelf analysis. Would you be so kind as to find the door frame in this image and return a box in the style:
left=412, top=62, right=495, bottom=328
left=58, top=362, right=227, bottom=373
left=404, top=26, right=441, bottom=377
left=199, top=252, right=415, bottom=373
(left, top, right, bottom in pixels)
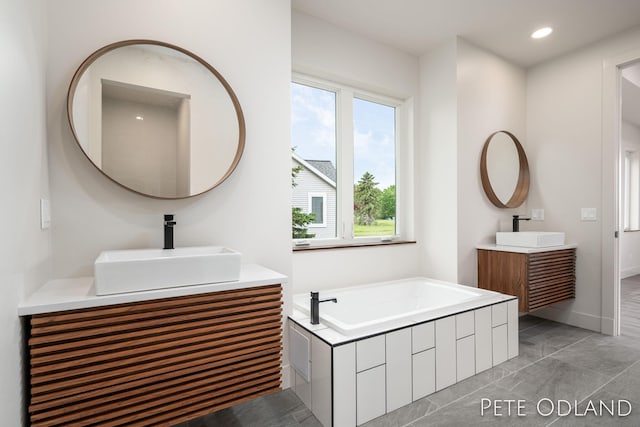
left=602, top=48, right=640, bottom=336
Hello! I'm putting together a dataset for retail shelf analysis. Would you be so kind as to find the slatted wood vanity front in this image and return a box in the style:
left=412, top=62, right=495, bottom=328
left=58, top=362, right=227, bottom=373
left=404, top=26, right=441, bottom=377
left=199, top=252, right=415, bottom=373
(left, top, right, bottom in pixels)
left=477, top=245, right=576, bottom=312
left=20, top=266, right=284, bottom=427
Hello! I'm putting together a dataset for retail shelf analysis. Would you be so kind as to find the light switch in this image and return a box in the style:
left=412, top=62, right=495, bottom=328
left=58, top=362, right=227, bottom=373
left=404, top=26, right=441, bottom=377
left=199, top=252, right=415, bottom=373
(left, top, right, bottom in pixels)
left=581, top=207, right=597, bottom=221
left=531, top=209, right=544, bottom=221
left=40, top=198, right=51, bottom=230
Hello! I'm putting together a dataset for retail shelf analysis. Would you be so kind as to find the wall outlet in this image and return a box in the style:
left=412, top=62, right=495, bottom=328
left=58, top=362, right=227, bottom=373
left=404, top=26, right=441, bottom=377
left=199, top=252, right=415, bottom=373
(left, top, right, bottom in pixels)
left=581, top=207, right=597, bottom=221
left=531, top=209, right=544, bottom=221
left=40, top=198, right=51, bottom=230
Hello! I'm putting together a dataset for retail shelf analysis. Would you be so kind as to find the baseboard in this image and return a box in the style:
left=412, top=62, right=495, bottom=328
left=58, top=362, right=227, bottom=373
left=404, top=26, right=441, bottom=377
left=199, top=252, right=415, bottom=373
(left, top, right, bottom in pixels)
left=620, top=266, right=640, bottom=279
left=530, top=304, right=603, bottom=333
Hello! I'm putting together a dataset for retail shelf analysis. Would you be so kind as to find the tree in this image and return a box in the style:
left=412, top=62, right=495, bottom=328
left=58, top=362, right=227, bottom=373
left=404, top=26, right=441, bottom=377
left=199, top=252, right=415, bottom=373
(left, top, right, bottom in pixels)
left=354, top=172, right=380, bottom=226
left=378, top=185, right=396, bottom=219
left=291, top=149, right=315, bottom=238
left=292, top=207, right=316, bottom=238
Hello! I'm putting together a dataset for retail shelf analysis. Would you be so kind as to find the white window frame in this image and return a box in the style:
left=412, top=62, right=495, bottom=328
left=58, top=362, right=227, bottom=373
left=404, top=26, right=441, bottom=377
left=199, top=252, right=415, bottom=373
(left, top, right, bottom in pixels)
left=308, top=192, right=327, bottom=228
left=292, top=73, right=414, bottom=248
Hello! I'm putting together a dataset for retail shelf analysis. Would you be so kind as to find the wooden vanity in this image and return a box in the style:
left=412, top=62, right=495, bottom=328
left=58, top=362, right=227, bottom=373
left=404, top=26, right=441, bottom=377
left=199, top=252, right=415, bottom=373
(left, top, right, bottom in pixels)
left=477, top=245, right=576, bottom=312
left=19, top=264, right=285, bottom=427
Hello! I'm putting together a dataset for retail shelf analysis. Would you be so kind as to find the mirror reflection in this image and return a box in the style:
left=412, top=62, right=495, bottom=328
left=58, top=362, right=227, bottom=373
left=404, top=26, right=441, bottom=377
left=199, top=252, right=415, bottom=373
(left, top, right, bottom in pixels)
left=480, top=130, right=530, bottom=208
left=68, top=40, right=245, bottom=199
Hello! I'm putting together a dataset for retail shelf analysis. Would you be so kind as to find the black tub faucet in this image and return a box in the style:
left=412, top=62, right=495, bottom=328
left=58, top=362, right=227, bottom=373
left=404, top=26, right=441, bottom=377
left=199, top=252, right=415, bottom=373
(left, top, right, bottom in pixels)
left=512, top=215, right=530, bottom=232
left=310, top=291, right=337, bottom=325
left=164, top=214, right=177, bottom=249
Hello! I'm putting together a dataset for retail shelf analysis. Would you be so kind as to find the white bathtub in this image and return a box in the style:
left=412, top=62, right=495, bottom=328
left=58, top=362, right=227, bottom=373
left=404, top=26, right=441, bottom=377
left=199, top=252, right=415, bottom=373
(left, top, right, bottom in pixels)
left=293, top=277, right=509, bottom=336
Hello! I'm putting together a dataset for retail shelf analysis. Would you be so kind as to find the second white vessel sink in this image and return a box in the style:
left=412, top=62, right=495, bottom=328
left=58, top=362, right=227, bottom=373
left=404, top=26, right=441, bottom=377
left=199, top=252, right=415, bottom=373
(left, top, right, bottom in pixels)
left=95, top=246, right=241, bottom=295
left=496, top=231, right=565, bottom=248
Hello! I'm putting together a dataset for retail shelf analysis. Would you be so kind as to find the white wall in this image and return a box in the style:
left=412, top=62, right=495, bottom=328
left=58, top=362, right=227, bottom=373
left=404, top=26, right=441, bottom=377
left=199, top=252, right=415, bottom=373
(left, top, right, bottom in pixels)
left=418, top=40, right=459, bottom=283
left=455, top=39, right=527, bottom=285
left=47, top=0, right=291, bottom=277
left=0, top=0, right=51, bottom=424
left=418, top=38, right=526, bottom=286
left=291, top=11, right=422, bottom=293
left=45, top=0, right=292, bottom=381
left=621, top=120, right=640, bottom=278
left=526, top=27, right=640, bottom=332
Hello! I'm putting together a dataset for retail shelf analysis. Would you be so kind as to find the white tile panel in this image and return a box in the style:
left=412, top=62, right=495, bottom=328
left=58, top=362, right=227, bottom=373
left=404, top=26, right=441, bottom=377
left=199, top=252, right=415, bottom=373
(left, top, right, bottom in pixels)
left=386, top=329, right=412, bottom=412
left=474, top=307, right=493, bottom=373
left=412, top=348, right=435, bottom=400
left=492, top=324, right=508, bottom=366
left=333, top=343, right=356, bottom=427
left=356, top=365, right=386, bottom=425
left=456, top=311, right=475, bottom=339
left=435, top=316, right=456, bottom=390
left=412, top=321, right=435, bottom=354
left=356, top=334, right=386, bottom=372
left=456, top=335, right=475, bottom=381
left=311, top=336, right=332, bottom=427
left=492, top=302, right=508, bottom=327
left=507, top=299, right=519, bottom=358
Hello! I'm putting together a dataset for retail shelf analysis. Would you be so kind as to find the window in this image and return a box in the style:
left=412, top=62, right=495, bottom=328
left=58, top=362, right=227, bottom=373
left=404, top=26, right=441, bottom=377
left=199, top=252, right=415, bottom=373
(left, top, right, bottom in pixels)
left=291, top=75, right=410, bottom=247
left=308, top=193, right=327, bottom=227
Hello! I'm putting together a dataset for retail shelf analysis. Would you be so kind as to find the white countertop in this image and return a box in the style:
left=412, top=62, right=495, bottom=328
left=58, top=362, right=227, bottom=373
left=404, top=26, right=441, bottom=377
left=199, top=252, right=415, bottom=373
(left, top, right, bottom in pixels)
left=476, top=243, right=577, bottom=254
left=18, top=263, right=287, bottom=316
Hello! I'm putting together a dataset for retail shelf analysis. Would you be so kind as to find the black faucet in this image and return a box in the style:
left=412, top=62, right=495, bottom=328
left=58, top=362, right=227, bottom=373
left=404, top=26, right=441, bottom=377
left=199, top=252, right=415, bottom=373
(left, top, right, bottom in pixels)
left=164, top=214, right=177, bottom=249
left=310, top=291, right=337, bottom=325
left=512, top=215, right=530, bottom=232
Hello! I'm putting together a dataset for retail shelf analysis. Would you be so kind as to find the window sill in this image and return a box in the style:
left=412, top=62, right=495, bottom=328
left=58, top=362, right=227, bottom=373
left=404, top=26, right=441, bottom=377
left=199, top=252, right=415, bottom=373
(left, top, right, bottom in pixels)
left=292, top=240, right=416, bottom=252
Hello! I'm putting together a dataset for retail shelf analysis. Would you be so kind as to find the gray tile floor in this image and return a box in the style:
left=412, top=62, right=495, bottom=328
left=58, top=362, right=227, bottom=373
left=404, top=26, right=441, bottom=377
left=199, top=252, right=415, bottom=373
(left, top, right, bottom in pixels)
left=176, top=311, right=640, bottom=426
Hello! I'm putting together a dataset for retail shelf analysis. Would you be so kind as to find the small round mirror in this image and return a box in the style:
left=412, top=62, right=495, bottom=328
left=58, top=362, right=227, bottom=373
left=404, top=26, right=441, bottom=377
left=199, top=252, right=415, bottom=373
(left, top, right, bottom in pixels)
left=67, top=40, right=245, bottom=199
left=480, top=130, right=530, bottom=208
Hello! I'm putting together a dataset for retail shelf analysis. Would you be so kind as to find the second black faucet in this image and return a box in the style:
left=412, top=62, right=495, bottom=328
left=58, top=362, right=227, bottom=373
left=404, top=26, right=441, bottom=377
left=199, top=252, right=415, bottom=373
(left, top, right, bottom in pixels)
left=164, top=214, right=177, bottom=249
left=512, top=214, right=530, bottom=232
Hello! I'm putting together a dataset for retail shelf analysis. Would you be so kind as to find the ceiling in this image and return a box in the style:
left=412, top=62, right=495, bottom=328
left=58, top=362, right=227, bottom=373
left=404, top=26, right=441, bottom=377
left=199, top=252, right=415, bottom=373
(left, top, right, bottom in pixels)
left=292, top=0, right=640, bottom=68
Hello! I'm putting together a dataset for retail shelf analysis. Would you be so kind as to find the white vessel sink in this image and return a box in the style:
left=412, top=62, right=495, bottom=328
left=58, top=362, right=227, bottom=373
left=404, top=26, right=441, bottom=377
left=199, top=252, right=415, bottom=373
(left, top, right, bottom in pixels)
left=496, top=232, right=565, bottom=248
left=95, top=246, right=241, bottom=295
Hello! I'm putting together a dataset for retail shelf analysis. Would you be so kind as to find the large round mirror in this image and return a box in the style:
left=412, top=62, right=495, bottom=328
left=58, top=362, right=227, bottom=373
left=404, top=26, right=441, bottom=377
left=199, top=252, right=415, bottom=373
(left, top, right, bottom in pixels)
left=67, top=40, right=245, bottom=199
left=480, top=130, right=530, bottom=208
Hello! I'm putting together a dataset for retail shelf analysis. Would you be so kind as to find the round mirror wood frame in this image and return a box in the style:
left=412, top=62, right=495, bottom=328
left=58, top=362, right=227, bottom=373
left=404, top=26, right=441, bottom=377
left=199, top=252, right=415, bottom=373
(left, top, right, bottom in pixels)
left=480, top=130, right=530, bottom=208
left=67, top=39, right=246, bottom=199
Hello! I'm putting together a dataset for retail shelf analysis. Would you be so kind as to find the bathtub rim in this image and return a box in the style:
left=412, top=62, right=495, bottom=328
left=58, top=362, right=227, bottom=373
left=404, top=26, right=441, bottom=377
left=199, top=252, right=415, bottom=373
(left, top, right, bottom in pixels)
left=290, top=276, right=517, bottom=346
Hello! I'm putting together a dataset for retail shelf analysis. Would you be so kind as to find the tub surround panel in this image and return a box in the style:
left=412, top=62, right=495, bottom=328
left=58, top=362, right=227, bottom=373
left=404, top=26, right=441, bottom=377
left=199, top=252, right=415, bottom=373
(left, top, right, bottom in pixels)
left=356, top=335, right=385, bottom=372
left=311, top=336, right=331, bottom=427
left=412, top=321, right=435, bottom=353
left=333, top=343, right=356, bottom=427
left=474, top=306, right=493, bottom=372
left=289, top=297, right=518, bottom=426
left=412, top=348, right=436, bottom=400
left=18, top=264, right=286, bottom=315
left=385, top=329, right=413, bottom=412
left=356, top=365, right=386, bottom=425
left=435, top=316, right=457, bottom=390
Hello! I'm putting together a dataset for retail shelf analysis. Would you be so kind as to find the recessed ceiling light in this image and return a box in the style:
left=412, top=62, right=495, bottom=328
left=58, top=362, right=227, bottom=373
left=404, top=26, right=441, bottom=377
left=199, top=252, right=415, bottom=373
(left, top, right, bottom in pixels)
left=135, top=115, right=144, bottom=121
left=531, top=27, right=553, bottom=39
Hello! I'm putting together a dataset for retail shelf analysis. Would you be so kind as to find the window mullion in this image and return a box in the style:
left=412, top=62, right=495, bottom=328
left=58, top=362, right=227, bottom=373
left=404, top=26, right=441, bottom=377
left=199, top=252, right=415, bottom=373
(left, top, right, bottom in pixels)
left=338, top=89, right=354, bottom=240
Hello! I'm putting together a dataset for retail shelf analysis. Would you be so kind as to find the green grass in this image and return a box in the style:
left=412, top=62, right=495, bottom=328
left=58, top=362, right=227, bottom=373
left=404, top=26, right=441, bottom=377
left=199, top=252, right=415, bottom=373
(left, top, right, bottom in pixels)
left=354, top=219, right=396, bottom=237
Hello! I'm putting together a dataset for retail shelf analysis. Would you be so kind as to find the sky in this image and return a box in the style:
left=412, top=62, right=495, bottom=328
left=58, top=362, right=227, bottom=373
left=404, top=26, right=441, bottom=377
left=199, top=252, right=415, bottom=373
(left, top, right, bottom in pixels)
left=291, top=82, right=396, bottom=189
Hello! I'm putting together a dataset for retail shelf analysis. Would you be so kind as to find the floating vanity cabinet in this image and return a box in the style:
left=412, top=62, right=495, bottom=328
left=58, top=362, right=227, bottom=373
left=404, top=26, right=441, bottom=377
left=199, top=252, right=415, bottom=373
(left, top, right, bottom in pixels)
left=477, top=245, right=576, bottom=312
left=24, top=282, right=283, bottom=426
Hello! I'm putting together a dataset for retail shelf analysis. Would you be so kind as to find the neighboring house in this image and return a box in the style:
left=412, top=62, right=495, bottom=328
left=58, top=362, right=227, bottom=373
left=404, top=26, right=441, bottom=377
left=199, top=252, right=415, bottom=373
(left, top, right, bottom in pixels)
left=292, top=153, right=336, bottom=239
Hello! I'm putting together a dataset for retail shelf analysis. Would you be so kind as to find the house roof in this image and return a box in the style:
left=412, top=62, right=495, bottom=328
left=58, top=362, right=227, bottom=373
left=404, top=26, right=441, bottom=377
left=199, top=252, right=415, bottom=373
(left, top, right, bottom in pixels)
left=292, top=153, right=336, bottom=188
left=306, top=160, right=336, bottom=182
